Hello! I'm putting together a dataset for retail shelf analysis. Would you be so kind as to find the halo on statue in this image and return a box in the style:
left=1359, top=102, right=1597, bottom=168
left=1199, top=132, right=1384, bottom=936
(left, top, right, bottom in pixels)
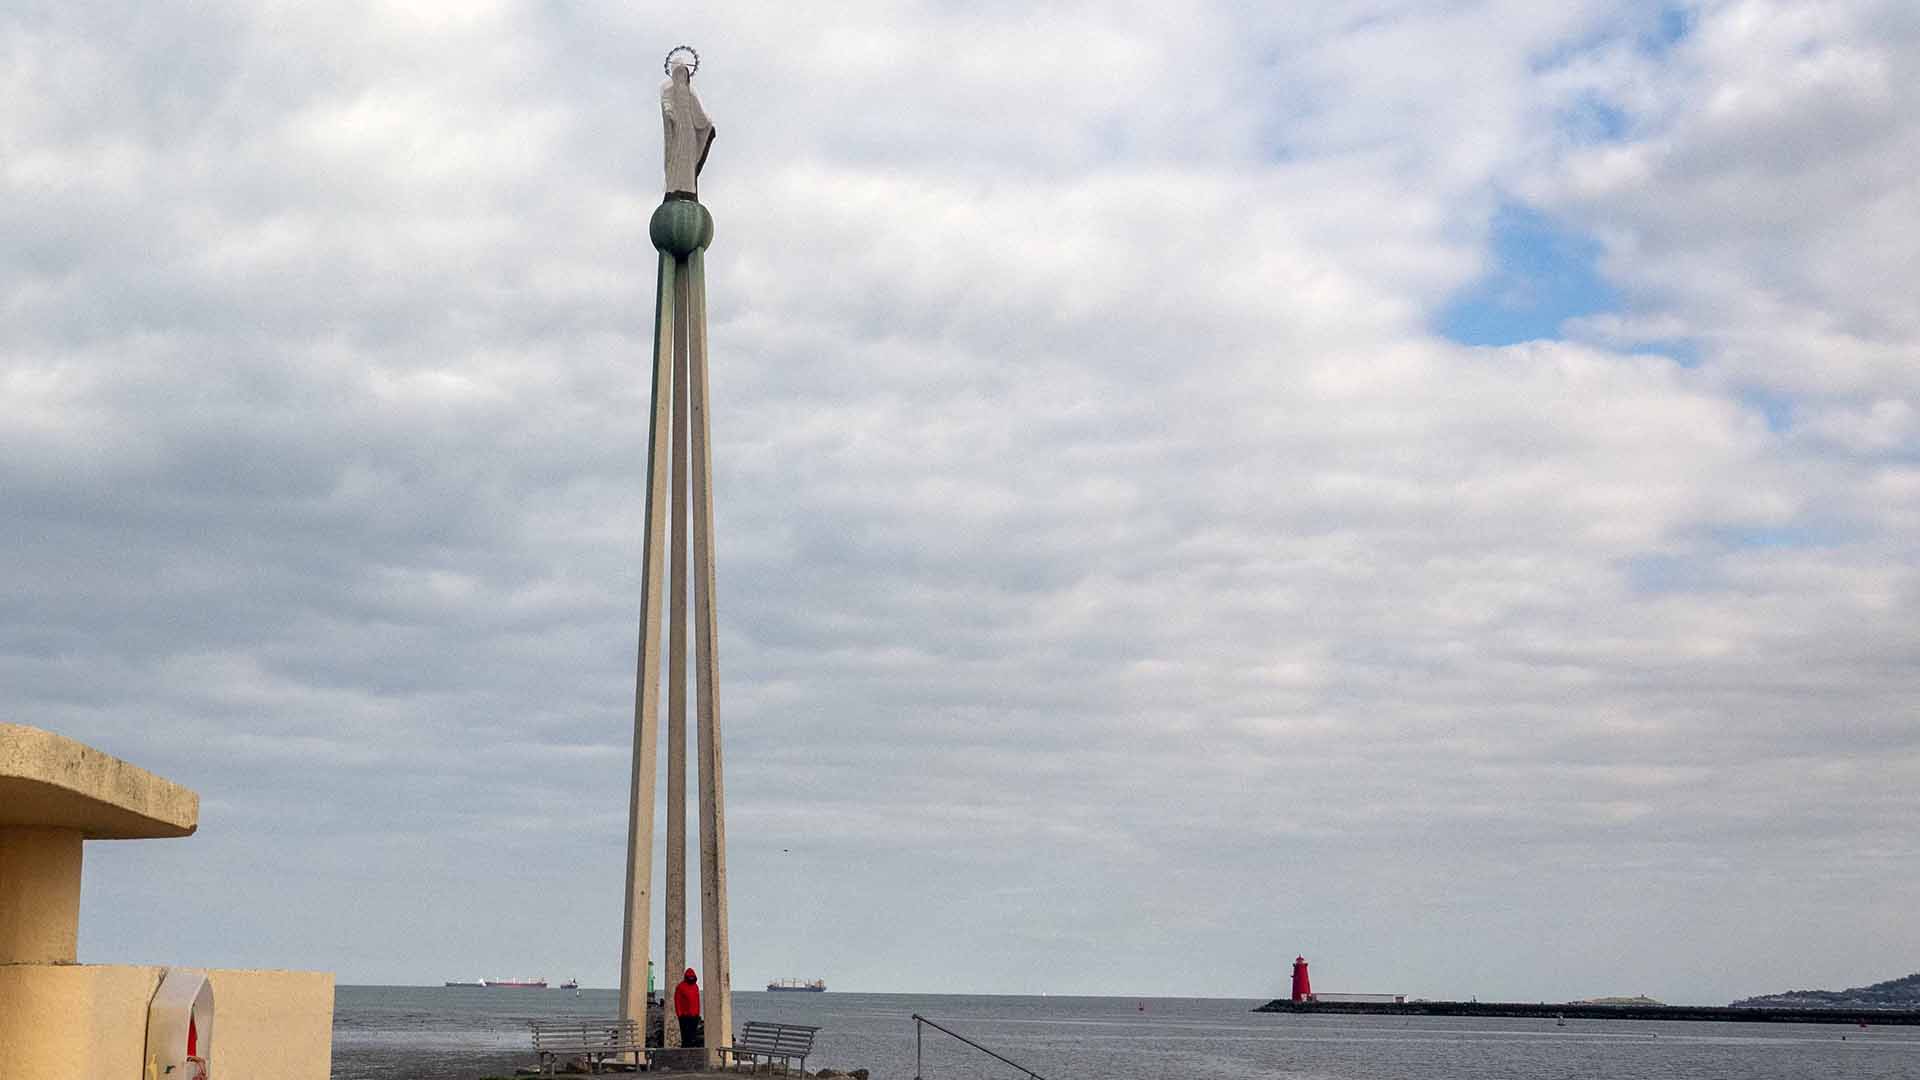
left=663, top=45, right=700, bottom=77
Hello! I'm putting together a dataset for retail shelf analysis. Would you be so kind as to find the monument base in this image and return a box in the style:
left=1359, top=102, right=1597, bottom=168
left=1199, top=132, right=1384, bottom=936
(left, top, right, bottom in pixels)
left=649, top=1046, right=713, bottom=1071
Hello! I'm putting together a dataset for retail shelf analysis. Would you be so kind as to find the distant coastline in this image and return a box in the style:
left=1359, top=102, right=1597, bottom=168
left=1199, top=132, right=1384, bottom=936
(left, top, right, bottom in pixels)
left=1730, top=972, right=1920, bottom=1011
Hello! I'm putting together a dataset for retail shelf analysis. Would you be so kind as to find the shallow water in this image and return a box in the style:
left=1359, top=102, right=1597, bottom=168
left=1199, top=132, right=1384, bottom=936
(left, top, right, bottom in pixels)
left=331, top=986, right=1920, bottom=1080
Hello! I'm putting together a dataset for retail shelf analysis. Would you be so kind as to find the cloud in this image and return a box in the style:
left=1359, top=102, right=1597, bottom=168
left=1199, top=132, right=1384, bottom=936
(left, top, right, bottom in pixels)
left=1534, top=0, right=1920, bottom=402
left=6, top=0, right=1916, bottom=1004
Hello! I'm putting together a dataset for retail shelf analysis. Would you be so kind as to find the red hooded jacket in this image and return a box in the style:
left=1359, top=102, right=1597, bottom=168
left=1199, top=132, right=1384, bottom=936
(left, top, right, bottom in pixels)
left=674, top=969, right=701, bottom=1017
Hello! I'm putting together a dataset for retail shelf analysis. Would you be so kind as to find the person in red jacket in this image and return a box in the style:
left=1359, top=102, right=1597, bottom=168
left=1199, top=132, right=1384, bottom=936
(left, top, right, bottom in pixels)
left=674, top=968, right=702, bottom=1047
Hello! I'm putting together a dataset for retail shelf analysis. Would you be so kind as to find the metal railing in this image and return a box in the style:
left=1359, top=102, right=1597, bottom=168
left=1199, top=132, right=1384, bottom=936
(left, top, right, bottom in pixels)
left=911, top=1013, right=1048, bottom=1080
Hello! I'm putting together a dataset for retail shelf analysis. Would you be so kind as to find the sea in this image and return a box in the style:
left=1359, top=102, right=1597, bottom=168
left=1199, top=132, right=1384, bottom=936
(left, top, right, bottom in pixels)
left=331, top=986, right=1920, bottom=1080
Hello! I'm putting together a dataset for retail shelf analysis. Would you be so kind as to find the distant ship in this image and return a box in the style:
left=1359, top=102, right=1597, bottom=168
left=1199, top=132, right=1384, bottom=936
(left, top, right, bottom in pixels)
left=483, top=977, right=549, bottom=989
left=560, top=979, right=579, bottom=990
left=767, top=978, right=826, bottom=993
left=443, top=979, right=485, bottom=987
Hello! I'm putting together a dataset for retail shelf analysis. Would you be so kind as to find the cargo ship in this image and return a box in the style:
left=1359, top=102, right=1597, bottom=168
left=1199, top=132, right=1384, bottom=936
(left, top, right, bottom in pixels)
left=483, top=977, right=548, bottom=989
left=767, top=978, right=826, bottom=992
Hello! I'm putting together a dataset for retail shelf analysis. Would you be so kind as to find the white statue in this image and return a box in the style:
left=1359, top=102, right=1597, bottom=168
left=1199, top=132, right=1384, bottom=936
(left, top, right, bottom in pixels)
left=661, top=53, right=714, bottom=198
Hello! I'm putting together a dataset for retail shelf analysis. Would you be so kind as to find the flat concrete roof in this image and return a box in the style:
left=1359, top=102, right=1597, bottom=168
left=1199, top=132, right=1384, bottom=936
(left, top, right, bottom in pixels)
left=0, top=725, right=198, bottom=839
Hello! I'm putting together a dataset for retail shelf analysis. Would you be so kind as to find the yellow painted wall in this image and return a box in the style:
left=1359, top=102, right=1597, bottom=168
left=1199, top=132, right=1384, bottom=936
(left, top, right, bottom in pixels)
left=205, top=967, right=337, bottom=1079
left=0, top=963, right=158, bottom=1078
left=0, top=964, right=333, bottom=1080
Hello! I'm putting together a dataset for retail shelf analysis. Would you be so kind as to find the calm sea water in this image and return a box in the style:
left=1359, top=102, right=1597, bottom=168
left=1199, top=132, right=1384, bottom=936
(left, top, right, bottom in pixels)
left=331, top=986, right=1920, bottom=1080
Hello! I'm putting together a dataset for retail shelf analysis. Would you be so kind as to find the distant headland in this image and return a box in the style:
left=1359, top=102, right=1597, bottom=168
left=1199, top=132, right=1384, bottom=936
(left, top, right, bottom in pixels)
left=1730, top=971, right=1920, bottom=1010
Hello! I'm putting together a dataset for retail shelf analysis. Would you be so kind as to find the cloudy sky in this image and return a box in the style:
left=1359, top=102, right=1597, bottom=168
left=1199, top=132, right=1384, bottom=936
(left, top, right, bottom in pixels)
left=6, top=0, right=1916, bottom=1005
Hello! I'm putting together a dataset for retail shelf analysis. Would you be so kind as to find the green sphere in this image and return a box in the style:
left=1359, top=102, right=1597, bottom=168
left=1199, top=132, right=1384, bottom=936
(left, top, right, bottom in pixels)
left=650, top=200, right=714, bottom=256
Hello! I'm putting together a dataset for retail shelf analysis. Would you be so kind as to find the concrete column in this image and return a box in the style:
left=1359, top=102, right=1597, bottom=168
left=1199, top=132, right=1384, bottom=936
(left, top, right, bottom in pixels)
left=0, top=827, right=83, bottom=964
left=662, top=260, right=692, bottom=1046
left=619, top=251, right=678, bottom=1033
left=686, top=248, right=734, bottom=1058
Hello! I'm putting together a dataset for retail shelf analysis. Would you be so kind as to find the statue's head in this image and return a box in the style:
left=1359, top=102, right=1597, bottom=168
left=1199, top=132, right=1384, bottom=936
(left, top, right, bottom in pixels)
left=664, top=45, right=699, bottom=85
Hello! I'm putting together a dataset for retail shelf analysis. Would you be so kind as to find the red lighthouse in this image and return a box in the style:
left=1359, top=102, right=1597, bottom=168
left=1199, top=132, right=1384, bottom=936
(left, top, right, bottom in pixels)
left=1290, top=956, right=1313, bottom=1003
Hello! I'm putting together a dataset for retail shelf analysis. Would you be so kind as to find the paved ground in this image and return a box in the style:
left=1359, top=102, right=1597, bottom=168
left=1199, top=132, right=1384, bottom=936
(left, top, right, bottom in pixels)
left=486, top=1070, right=863, bottom=1079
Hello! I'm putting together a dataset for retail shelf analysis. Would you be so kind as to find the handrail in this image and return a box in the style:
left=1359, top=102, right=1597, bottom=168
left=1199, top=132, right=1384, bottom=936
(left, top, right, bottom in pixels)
left=911, top=1013, right=1048, bottom=1080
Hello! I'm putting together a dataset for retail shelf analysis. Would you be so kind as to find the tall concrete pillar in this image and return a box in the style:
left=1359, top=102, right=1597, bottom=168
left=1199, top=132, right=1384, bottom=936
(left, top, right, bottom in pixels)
left=686, top=246, right=734, bottom=1052
left=661, top=256, right=693, bottom=1047
left=618, top=249, right=676, bottom=1034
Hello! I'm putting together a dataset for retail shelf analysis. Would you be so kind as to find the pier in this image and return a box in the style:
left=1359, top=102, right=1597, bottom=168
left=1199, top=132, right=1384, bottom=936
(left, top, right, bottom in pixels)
left=1257, top=999, right=1920, bottom=1025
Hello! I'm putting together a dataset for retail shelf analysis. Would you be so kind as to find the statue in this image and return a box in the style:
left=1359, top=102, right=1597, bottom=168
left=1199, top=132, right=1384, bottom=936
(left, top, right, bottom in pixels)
left=661, top=46, right=714, bottom=198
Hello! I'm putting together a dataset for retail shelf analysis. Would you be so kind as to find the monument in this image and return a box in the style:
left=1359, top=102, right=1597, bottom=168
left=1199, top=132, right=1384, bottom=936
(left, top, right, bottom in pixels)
left=619, top=44, right=733, bottom=1060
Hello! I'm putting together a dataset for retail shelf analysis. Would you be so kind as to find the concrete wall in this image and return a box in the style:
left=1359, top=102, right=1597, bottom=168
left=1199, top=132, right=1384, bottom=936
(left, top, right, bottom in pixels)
left=0, top=826, right=83, bottom=963
left=0, top=963, right=333, bottom=1080
left=0, top=962, right=154, bottom=1077
left=204, top=968, right=337, bottom=1079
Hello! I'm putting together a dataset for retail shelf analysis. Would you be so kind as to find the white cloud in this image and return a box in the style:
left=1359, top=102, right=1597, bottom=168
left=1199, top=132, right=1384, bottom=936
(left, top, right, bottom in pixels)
left=1536, top=0, right=1920, bottom=409
left=6, top=0, right=1917, bottom=1006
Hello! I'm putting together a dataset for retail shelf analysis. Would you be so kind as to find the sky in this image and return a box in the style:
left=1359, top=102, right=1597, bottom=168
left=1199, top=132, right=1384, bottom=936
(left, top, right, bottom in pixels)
left=4, top=0, right=1916, bottom=1006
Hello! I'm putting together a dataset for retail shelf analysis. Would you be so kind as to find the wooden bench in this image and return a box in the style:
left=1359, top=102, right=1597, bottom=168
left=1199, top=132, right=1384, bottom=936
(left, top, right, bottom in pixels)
left=529, top=1017, right=648, bottom=1075
left=717, top=1021, right=820, bottom=1075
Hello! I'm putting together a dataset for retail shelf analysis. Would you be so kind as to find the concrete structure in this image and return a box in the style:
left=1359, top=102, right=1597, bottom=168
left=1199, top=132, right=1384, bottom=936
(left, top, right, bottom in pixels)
left=1257, top=995, right=1920, bottom=1024
left=620, top=47, right=734, bottom=1064
left=1, top=723, right=200, bottom=967
left=0, top=723, right=333, bottom=1079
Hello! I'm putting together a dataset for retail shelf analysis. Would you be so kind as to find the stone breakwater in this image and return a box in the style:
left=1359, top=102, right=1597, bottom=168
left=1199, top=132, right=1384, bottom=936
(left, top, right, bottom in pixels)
left=1256, top=1000, right=1920, bottom=1025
